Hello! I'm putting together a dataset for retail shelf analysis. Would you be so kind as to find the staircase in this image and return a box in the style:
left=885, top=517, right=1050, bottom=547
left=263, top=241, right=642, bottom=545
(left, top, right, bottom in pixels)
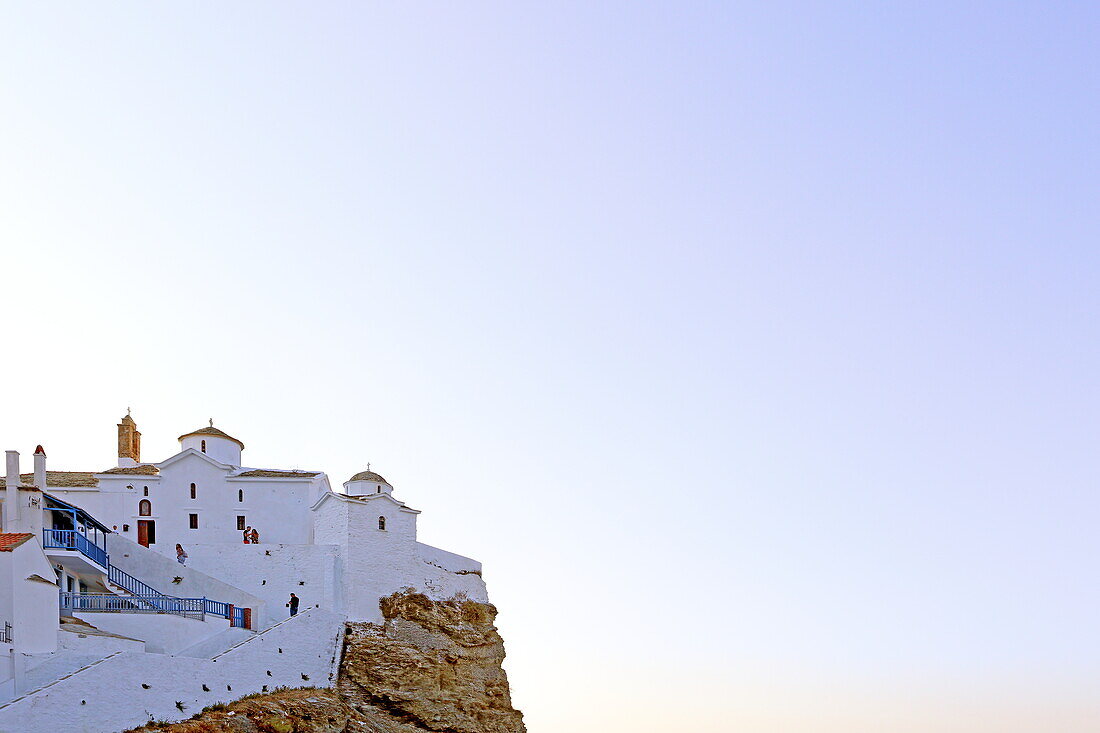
left=62, top=554, right=251, bottom=626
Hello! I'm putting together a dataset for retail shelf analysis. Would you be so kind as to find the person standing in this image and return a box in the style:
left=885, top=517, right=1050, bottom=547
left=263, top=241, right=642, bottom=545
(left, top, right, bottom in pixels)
left=243, top=526, right=252, bottom=544
left=286, top=592, right=299, bottom=617
left=175, top=544, right=188, bottom=565
left=249, top=527, right=260, bottom=544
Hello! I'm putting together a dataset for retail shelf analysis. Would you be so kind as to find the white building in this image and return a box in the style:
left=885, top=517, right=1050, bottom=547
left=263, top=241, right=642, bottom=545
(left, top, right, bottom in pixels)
left=0, top=413, right=492, bottom=732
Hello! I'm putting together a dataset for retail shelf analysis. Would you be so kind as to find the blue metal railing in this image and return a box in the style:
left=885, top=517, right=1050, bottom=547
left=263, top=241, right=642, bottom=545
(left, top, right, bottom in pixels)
left=108, top=564, right=163, bottom=597
left=60, top=592, right=206, bottom=619
left=42, top=529, right=109, bottom=568
left=108, top=566, right=247, bottom=626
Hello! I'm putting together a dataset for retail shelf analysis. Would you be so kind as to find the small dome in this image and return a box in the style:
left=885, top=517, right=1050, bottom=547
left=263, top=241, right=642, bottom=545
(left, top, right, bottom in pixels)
left=349, top=470, right=388, bottom=484
left=178, top=426, right=245, bottom=450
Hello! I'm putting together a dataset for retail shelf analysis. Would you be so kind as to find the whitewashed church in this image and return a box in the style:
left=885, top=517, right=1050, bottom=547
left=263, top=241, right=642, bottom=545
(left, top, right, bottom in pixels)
left=0, top=413, right=490, bottom=732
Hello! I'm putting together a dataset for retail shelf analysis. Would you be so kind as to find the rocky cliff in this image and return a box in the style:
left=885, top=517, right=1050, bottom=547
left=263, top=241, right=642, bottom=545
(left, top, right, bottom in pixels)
left=126, top=592, right=525, bottom=733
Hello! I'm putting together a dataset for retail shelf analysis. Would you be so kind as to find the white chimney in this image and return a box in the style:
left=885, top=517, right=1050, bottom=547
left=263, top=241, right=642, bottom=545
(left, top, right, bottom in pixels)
left=4, top=450, right=21, bottom=532
left=34, top=445, right=47, bottom=495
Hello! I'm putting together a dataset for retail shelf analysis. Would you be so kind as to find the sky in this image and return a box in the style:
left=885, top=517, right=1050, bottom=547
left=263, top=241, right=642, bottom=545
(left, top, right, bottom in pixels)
left=1, top=2, right=1099, bottom=731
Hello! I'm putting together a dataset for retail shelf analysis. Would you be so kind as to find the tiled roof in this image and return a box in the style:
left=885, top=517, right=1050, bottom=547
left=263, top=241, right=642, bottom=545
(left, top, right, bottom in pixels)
left=235, top=469, right=320, bottom=478
left=178, top=426, right=245, bottom=449
left=0, top=471, right=98, bottom=488
left=100, top=465, right=160, bottom=475
left=348, top=470, right=389, bottom=484
left=0, top=533, right=34, bottom=552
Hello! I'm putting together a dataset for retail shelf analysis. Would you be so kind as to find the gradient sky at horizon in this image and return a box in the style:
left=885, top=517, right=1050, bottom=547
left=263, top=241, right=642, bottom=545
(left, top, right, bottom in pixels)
left=2, top=3, right=1099, bottom=731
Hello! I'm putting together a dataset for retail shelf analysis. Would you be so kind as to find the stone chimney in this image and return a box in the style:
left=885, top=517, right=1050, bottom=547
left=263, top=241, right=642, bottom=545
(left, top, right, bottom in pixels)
left=4, top=450, right=21, bottom=532
left=117, top=411, right=141, bottom=467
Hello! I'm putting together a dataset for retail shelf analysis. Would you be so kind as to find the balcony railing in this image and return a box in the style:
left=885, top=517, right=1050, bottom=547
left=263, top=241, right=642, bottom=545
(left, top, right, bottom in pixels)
left=60, top=592, right=207, bottom=620
left=42, top=529, right=109, bottom=568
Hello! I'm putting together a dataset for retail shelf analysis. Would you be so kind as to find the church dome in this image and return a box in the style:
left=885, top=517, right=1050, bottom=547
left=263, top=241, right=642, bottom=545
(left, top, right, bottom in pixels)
left=178, top=424, right=245, bottom=465
left=178, top=426, right=245, bottom=449
left=344, top=469, right=393, bottom=497
left=349, top=470, right=388, bottom=484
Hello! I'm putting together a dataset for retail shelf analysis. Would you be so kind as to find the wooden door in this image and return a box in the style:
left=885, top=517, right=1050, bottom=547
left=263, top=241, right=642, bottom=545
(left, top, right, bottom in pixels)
left=137, top=520, right=155, bottom=547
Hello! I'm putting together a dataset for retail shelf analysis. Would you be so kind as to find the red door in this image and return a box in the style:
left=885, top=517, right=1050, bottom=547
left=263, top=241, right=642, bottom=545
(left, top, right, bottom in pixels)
left=137, top=520, right=155, bottom=547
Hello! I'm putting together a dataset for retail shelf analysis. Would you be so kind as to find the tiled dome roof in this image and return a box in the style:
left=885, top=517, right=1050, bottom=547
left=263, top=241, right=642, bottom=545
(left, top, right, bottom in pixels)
left=178, top=426, right=245, bottom=450
left=348, top=470, right=389, bottom=484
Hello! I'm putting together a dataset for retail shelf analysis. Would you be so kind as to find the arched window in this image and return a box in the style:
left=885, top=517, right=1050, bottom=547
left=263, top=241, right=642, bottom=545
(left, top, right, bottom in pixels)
left=201, top=440, right=206, bottom=453
left=238, top=489, right=244, bottom=503
left=377, top=516, right=386, bottom=531
left=139, top=500, right=151, bottom=516
left=190, top=483, right=197, bottom=499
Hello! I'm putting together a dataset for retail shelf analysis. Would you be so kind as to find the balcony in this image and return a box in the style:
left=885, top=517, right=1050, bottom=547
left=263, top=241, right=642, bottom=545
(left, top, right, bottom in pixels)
left=42, top=529, right=108, bottom=569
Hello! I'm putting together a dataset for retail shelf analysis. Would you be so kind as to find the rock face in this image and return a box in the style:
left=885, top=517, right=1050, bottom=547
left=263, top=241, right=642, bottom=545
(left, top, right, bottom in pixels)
left=125, top=592, right=525, bottom=733
left=339, top=592, right=525, bottom=733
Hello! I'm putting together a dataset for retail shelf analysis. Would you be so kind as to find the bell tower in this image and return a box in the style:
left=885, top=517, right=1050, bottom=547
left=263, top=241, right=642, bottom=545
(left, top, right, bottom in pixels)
left=117, top=409, right=141, bottom=467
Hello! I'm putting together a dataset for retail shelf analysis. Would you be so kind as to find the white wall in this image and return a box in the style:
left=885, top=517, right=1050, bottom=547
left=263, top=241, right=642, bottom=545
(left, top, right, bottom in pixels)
left=72, top=612, right=229, bottom=655
left=183, top=544, right=339, bottom=628
left=417, top=542, right=483, bottom=574
left=58, top=629, right=145, bottom=656
left=0, top=548, right=11, bottom=630
left=0, top=608, right=346, bottom=733
left=10, top=540, right=59, bottom=654
left=338, top=499, right=487, bottom=622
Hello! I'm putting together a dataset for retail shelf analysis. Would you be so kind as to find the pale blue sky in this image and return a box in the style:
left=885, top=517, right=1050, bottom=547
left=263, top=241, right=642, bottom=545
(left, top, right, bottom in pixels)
left=2, top=3, right=1099, bottom=731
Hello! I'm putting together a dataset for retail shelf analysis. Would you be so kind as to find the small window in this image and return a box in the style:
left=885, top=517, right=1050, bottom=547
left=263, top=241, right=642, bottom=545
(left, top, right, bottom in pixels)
left=139, top=500, right=151, bottom=516
left=237, top=516, right=246, bottom=530
left=376, top=487, right=380, bottom=494
left=190, top=483, right=197, bottom=499
left=378, top=516, right=386, bottom=531
left=238, top=489, right=244, bottom=503
left=189, top=513, right=199, bottom=529
left=201, top=440, right=206, bottom=453
left=143, top=486, right=149, bottom=497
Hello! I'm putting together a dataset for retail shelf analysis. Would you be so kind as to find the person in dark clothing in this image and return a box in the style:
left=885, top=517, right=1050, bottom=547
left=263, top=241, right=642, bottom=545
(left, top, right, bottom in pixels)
left=286, top=592, right=300, bottom=616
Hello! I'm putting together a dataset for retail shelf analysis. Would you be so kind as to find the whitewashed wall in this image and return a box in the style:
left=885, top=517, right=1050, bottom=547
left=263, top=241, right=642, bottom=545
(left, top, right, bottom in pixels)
left=183, top=544, right=339, bottom=628
left=0, top=608, right=346, bottom=733
left=10, top=540, right=59, bottom=654
left=338, top=500, right=487, bottom=622
left=71, top=612, right=229, bottom=655
left=58, top=630, right=144, bottom=656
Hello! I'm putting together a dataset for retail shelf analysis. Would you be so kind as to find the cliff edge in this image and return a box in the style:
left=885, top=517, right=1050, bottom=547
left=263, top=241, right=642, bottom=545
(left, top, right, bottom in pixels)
left=126, top=591, right=525, bottom=733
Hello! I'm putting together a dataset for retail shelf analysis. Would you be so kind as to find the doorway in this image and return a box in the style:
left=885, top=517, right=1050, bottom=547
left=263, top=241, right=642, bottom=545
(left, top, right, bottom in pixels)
left=137, top=520, right=156, bottom=547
